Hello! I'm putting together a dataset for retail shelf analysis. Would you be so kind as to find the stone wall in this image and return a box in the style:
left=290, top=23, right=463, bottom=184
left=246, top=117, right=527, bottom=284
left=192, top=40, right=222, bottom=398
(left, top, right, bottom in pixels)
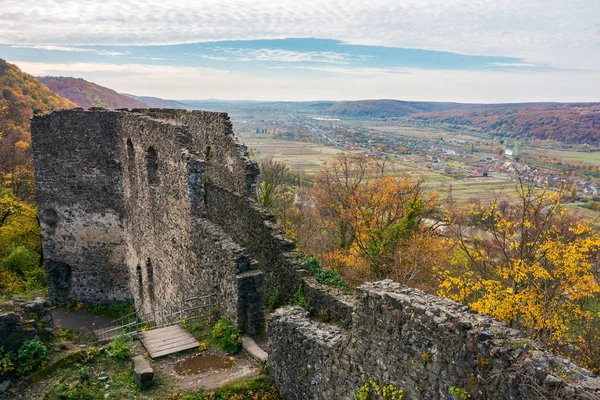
left=204, top=184, right=300, bottom=298
left=0, top=297, right=53, bottom=352
left=268, top=280, right=600, bottom=400
left=31, top=111, right=130, bottom=304
left=31, top=109, right=270, bottom=333
left=302, top=278, right=354, bottom=329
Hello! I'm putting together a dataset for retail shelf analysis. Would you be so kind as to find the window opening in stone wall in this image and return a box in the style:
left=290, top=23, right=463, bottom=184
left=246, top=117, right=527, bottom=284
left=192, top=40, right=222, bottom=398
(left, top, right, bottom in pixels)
left=205, top=146, right=213, bottom=163
left=146, top=259, right=154, bottom=297
left=136, top=265, right=143, bottom=297
left=42, top=208, right=59, bottom=234
left=126, top=139, right=135, bottom=172
left=146, top=146, right=159, bottom=186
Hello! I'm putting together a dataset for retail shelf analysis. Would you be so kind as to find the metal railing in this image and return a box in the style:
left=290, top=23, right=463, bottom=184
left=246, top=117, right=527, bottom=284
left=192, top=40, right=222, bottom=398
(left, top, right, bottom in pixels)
left=93, top=294, right=217, bottom=342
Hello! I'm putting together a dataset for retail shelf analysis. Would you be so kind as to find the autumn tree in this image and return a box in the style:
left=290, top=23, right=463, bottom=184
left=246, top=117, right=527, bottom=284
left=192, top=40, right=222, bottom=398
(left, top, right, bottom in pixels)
left=302, top=154, right=445, bottom=289
left=438, top=176, right=600, bottom=372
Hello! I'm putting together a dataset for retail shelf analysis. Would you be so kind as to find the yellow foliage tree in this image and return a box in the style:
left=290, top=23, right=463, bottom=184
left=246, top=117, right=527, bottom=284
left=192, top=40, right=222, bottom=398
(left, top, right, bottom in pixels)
left=438, top=177, right=600, bottom=372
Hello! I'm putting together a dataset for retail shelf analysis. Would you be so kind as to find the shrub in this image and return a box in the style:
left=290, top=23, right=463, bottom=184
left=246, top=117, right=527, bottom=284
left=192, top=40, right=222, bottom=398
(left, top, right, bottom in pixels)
left=107, top=335, right=133, bottom=360
left=293, top=282, right=308, bottom=308
left=0, top=347, right=15, bottom=377
left=16, top=339, right=48, bottom=376
left=300, top=254, right=351, bottom=294
left=210, top=317, right=242, bottom=354
left=265, top=289, right=282, bottom=312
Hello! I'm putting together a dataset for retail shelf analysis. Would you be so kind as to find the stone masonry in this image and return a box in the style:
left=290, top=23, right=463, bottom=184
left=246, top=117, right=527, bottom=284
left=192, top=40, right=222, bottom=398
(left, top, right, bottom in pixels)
left=32, top=109, right=600, bottom=399
left=268, top=280, right=600, bottom=399
left=30, top=109, right=302, bottom=334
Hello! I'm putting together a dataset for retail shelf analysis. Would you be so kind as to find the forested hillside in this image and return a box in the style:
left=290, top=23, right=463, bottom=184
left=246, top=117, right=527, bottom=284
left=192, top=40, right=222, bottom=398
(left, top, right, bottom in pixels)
left=39, top=76, right=148, bottom=109
left=326, top=99, right=600, bottom=144
left=409, top=103, right=600, bottom=144
left=0, top=59, right=77, bottom=298
left=1, top=59, right=76, bottom=198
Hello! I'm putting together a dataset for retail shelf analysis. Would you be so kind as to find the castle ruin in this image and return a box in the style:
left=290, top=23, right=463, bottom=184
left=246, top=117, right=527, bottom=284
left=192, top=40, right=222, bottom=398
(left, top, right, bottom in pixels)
left=31, top=109, right=299, bottom=335
left=31, top=109, right=600, bottom=399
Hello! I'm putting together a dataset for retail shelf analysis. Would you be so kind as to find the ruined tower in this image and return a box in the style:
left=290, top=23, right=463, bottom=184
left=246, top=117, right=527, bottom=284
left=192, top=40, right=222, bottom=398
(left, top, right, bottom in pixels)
left=31, top=109, right=299, bottom=334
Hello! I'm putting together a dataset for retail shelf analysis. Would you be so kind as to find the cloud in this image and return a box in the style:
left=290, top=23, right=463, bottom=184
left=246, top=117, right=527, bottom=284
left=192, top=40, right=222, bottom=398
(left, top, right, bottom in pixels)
left=11, top=44, right=129, bottom=56
left=284, top=65, right=411, bottom=76
left=11, top=60, right=600, bottom=103
left=1, top=0, right=598, bottom=69
left=14, top=61, right=231, bottom=77
left=488, top=62, right=539, bottom=68
left=199, top=48, right=367, bottom=64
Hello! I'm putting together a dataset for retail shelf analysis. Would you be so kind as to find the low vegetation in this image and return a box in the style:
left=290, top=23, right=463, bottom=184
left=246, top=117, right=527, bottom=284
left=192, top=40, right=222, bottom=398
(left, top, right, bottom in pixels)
left=0, top=339, right=48, bottom=379
left=258, top=154, right=600, bottom=374
left=166, top=376, right=280, bottom=400
left=62, top=301, right=135, bottom=319
left=210, top=317, right=243, bottom=354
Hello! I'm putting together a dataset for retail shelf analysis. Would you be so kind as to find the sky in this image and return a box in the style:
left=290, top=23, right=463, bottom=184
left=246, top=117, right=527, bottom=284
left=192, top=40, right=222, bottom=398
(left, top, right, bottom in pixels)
left=1, top=0, right=599, bottom=102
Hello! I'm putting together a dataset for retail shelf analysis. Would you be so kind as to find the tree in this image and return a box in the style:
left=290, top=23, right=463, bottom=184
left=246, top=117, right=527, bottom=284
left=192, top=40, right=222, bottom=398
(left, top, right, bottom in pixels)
left=306, top=154, right=444, bottom=288
left=438, top=176, right=600, bottom=372
left=257, top=156, right=293, bottom=211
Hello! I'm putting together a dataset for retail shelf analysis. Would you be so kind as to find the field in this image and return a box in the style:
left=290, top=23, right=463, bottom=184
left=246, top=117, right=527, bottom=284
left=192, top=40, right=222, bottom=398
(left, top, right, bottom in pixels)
left=532, top=149, right=600, bottom=166
left=243, top=138, right=346, bottom=174
left=241, top=137, right=518, bottom=205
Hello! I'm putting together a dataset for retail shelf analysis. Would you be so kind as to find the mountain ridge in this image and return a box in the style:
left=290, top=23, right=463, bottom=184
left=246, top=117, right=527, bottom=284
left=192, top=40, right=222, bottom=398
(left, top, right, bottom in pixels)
left=38, top=76, right=149, bottom=109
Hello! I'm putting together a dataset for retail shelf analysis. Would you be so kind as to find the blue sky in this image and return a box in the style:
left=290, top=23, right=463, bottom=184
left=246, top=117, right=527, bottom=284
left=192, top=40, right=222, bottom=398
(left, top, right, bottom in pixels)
left=1, top=0, right=599, bottom=102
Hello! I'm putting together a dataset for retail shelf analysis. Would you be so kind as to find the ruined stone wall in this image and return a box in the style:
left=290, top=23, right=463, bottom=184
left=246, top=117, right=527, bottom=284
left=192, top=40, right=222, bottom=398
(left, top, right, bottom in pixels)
left=32, top=109, right=266, bottom=333
left=31, top=111, right=130, bottom=304
left=268, top=280, right=600, bottom=400
left=119, top=113, right=196, bottom=316
left=204, top=184, right=300, bottom=298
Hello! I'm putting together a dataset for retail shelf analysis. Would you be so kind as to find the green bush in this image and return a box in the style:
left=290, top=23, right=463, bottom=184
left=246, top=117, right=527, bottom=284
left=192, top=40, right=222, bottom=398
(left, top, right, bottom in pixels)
left=16, top=339, right=48, bottom=376
left=1, top=245, right=38, bottom=275
left=265, top=289, right=282, bottom=312
left=210, top=317, right=242, bottom=354
left=293, top=282, right=308, bottom=308
left=107, top=335, right=133, bottom=360
left=300, top=254, right=351, bottom=294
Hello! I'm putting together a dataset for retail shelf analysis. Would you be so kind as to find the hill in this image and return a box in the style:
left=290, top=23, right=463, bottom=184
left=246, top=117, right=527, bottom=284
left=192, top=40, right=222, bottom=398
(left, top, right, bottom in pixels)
left=326, top=99, right=467, bottom=117
left=38, top=76, right=148, bottom=109
left=0, top=59, right=77, bottom=198
left=121, top=93, right=189, bottom=109
left=407, top=103, right=600, bottom=144
left=325, top=100, right=600, bottom=144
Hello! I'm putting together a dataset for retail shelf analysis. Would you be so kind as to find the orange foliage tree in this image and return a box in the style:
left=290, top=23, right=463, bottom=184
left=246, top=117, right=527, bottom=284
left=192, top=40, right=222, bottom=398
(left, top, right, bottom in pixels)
left=298, top=154, right=445, bottom=289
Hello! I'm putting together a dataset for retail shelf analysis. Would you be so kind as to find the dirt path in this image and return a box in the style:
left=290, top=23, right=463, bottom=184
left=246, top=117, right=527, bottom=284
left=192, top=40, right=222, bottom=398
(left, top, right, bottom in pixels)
left=153, top=348, right=260, bottom=393
left=51, top=308, right=113, bottom=333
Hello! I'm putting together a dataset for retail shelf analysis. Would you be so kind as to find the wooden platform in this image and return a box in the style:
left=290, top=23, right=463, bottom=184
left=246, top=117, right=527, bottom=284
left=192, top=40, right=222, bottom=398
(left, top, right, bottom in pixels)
left=139, top=325, right=200, bottom=359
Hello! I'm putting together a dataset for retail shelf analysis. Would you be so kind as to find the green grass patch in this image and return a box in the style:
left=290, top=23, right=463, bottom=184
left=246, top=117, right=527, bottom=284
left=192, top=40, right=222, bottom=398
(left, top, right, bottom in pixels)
left=62, top=301, right=135, bottom=319
left=166, top=375, right=280, bottom=400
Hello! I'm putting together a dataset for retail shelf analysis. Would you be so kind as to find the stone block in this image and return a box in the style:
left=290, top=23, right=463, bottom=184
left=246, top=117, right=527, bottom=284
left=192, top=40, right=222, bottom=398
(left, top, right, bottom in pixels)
left=131, top=355, right=153, bottom=388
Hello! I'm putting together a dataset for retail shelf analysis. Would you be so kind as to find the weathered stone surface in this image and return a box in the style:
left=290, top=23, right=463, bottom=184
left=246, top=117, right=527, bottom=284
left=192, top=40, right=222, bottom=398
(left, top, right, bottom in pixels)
left=31, top=109, right=274, bottom=334
left=302, top=277, right=354, bottom=329
left=268, top=281, right=600, bottom=400
left=131, top=355, right=153, bottom=388
left=0, top=298, right=53, bottom=352
left=242, top=336, right=268, bottom=363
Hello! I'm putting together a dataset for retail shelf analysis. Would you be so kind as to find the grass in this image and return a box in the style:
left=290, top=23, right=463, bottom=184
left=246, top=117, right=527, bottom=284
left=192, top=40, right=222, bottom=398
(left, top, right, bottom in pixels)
left=166, top=375, right=280, bottom=400
left=40, top=346, right=144, bottom=400
left=62, top=301, right=135, bottom=319
left=536, top=148, right=600, bottom=166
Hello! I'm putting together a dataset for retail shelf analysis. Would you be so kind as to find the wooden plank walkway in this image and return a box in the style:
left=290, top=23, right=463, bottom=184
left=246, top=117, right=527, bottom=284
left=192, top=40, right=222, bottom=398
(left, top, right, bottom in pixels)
left=139, top=325, right=200, bottom=359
